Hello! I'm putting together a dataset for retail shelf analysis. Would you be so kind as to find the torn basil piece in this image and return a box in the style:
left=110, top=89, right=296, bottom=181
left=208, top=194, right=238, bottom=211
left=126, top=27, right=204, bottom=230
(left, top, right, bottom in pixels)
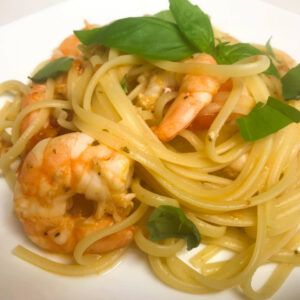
left=237, top=97, right=300, bottom=141
left=215, top=42, right=280, bottom=78
left=30, top=57, right=73, bottom=83
left=282, top=64, right=300, bottom=100
left=147, top=205, right=201, bottom=250
left=169, top=0, right=215, bottom=54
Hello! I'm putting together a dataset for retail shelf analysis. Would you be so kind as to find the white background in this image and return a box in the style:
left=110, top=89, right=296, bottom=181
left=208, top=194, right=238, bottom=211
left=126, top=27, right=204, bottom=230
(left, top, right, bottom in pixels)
left=0, top=0, right=299, bottom=26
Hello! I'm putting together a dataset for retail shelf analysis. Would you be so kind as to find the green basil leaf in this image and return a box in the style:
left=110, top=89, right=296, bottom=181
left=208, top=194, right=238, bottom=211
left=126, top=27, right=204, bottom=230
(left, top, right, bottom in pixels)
left=74, top=17, right=195, bottom=61
left=265, top=37, right=277, bottom=61
left=215, top=42, right=280, bottom=78
left=30, top=57, right=73, bottom=83
left=264, top=60, right=280, bottom=78
left=282, top=64, right=300, bottom=100
left=262, top=39, right=280, bottom=78
left=215, top=42, right=261, bottom=64
left=169, top=0, right=215, bottom=54
left=147, top=205, right=201, bottom=250
left=237, top=97, right=300, bottom=141
left=74, top=27, right=102, bottom=46
left=154, top=10, right=175, bottom=23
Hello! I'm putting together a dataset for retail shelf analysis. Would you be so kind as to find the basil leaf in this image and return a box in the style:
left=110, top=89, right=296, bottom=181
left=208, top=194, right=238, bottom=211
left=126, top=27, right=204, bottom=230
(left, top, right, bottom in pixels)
left=147, top=205, right=201, bottom=250
left=169, top=0, right=215, bottom=54
left=75, top=17, right=195, bottom=61
left=265, top=60, right=280, bottom=78
left=262, top=39, right=280, bottom=78
left=216, top=42, right=261, bottom=64
left=265, top=37, right=277, bottom=61
left=154, top=10, right=175, bottom=23
left=215, top=42, right=280, bottom=78
left=237, top=97, right=300, bottom=141
left=30, top=57, right=73, bottom=83
left=282, top=64, right=300, bottom=100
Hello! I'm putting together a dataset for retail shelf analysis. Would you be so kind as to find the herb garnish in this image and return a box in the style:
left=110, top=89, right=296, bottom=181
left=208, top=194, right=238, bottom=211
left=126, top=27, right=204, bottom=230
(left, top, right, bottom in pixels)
left=75, top=17, right=195, bottom=61
left=282, top=64, right=300, bottom=100
left=215, top=42, right=280, bottom=78
left=237, top=97, right=300, bottom=141
left=30, top=57, right=73, bottom=83
left=169, top=0, right=215, bottom=54
left=147, top=205, right=200, bottom=250
left=265, top=37, right=277, bottom=61
left=75, top=0, right=278, bottom=76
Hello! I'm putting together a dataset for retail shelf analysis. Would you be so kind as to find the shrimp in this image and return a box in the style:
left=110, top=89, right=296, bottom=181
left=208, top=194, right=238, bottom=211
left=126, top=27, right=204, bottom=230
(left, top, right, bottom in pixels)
left=52, top=21, right=95, bottom=59
left=137, top=71, right=177, bottom=111
left=20, top=34, right=83, bottom=151
left=153, top=54, right=220, bottom=142
left=20, top=84, right=59, bottom=151
left=52, top=34, right=81, bottom=59
left=191, top=80, right=255, bottom=130
left=14, top=132, right=135, bottom=254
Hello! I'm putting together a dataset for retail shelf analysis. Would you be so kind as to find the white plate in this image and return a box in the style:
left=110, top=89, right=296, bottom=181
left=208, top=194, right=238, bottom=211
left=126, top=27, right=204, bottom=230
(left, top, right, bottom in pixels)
left=0, top=0, right=300, bottom=299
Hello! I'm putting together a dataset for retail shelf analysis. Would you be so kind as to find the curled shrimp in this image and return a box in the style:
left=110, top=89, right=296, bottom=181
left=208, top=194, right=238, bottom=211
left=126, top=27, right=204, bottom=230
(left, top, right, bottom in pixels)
left=191, top=80, right=255, bottom=130
left=14, top=132, right=135, bottom=254
left=20, top=32, right=84, bottom=151
left=52, top=21, right=95, bottom=59
left=20, top=84, right=59, bottom=151
left=52, top=35, right=81, bottom=59
left=153, top=54, right=220, bottom=142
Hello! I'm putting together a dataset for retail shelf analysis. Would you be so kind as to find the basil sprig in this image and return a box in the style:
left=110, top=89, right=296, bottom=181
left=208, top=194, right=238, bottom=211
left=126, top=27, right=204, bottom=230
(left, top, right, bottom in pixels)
left=169, top=0, right=215, bottom=54
left=147, top=205, right=200, bottom=250
left=236, top=97, right=300, bottom=141
left=75, top=17, right=195, bottom=61
left=75, top=0, right=278, bottom=76
left=215, top=42, right=280, bottom=78
left=282, top=64, right=300, bottom=100
left=30, top=57, right=73, bottom=83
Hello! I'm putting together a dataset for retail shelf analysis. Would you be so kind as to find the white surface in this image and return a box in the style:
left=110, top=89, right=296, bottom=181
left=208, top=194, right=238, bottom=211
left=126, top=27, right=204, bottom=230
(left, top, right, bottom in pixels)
left=0, top=0, right=299, bottom=25
left=0, top=0, right=63, bottom=25
left=261, top=0, right=300, bottom=14
left=0, top=0, right=300, bottom=300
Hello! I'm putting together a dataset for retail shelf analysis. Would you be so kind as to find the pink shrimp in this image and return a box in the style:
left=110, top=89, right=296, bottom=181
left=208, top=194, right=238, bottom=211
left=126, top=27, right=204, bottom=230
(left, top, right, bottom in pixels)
left=14, top=132, right=135, bottom=254
left=191, top=80, right=255, bottom=130
left=153, top=54, right=220, bottom=141
left=20, top=32, right=85, bottom=151
left=52, top=34, right=81, bottom=59
left=20, top=84, right=60, bottom=151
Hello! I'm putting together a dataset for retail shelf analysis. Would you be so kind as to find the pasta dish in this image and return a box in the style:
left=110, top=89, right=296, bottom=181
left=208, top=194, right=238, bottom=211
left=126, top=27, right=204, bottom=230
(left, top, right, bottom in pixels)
left=0, top=0, right=299, bottom=299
